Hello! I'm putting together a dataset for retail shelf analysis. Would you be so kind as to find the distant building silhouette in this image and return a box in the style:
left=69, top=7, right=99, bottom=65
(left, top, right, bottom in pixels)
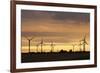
left=59, top=49, right=67, bottom=53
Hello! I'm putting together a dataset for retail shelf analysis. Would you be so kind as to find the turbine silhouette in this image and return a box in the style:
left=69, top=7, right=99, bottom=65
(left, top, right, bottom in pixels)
left=50, top=42, right=55, bottom=52
left=40, top=39, right=44, bottom=52
left=78, top=41, right=82, bottom=51
left=25, top=36, right=34, bottom=53
left=72, top=44, right=76, bottom=52
left=81, top=35, right=88, bottom=52
left=36, top=44, right=39, bottom=52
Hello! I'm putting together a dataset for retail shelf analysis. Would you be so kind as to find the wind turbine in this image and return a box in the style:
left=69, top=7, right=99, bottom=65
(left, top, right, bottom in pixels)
left=50, top=42, right=55, bottom=52
left=25, top=36, right=34, bottom=53
left=81, top=35, right=88, bottom=52
left=40, top=39, right=44, bottom=52
left=36, top=44, right=39, bottom=53
left=72, top=44, right=76, bottom=52
left=78, top=41, right=82, bottom=51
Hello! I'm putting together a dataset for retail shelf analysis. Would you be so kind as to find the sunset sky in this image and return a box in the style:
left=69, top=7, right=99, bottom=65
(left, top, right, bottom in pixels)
left=21, top=10, right=90, bottom=53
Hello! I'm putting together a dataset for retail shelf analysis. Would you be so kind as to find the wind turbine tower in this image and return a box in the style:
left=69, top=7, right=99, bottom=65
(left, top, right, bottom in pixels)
left=79, top=41, right=82, bottom=51
left=50, top=42, right=54, bottom=52
left=36, top=44, right=39, bottom=53
left=81, top=35, right=88, bottom=52
left=40, top=39, right=44, bottom=52
left=72, top=44, right=76, bottom=52
left=25, top=37, right=33, bottom=53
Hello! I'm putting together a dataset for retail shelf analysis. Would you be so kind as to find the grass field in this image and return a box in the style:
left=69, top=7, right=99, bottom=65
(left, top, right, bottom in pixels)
left=21, top=51, right=90, bottom=63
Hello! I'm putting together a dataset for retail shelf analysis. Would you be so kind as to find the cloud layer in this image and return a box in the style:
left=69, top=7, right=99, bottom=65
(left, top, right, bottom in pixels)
left=21, top=10, right=90, bottom=46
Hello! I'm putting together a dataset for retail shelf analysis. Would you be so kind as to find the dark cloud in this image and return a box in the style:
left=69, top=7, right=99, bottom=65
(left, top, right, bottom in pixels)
left=22, top=32, right=80, bottom=37
left=21, top=10, right=90, bottom=25
left=52, top=12, right=90, bottom=22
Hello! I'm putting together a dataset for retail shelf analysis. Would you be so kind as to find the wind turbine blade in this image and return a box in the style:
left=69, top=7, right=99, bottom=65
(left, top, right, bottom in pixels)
left=85, top=41, right=88, bottom=45
left=24, top=36, right=29, bottom=40
left=24, top=36, right=34, bottom=40
left=30, top=36, right=34, bottom=40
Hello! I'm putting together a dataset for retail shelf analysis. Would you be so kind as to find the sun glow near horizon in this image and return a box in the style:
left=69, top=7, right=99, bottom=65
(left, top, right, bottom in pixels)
left=21, top=43, right=90, bottom=53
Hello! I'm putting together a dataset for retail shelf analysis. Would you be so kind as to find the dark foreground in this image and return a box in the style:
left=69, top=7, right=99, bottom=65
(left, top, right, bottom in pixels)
left=21, top=51, right=90, bottom=63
